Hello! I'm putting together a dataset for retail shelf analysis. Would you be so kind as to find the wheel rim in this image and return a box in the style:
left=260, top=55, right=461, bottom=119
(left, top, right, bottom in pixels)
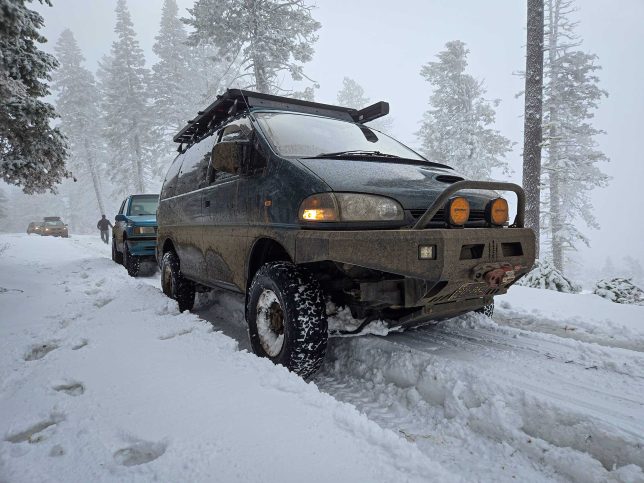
left=256, top=289, right=285, bottom=357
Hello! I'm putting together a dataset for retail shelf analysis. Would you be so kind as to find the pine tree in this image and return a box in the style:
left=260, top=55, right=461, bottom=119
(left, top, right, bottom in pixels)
left=184, top=0, right=321, bottom=94
left=542, top=0, right=609, bottom=273
left=0, top=0, right=69, bottom=193
left=52, top=29, right=106, bottom=217
left=97, top=0, right=152, bottom=196
left=150, top=0, right=195, bottom=176
left=336, top=77, right=369, bottom=109
left=416, top=41, right=512, bottom=180
left=336, top=77, right=393, bottom=134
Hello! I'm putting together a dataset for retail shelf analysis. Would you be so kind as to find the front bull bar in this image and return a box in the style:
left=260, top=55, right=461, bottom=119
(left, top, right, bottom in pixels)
left=412, top=181, right=526, bottom=230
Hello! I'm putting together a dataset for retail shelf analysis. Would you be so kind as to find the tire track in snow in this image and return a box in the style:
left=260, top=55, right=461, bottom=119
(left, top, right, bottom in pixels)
left=315, top=316, right=644, bottom=482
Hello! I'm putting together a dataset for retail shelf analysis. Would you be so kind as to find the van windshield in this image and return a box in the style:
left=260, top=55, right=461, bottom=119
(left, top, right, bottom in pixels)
left=254, top=111, right=426, bottom=161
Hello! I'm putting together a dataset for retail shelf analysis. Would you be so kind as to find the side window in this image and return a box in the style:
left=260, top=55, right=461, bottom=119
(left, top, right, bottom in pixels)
left=208, top=117, right=253, bottom=183
left=175, top=135, right=216, bottom=196
left=160, top=154, right=184, bottom=199
left=118, top=200, right=126, bottom=215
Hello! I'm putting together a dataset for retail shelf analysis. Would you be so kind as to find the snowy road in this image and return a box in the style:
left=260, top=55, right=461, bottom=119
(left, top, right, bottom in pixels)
left=2, top=235, right=643, bottom=482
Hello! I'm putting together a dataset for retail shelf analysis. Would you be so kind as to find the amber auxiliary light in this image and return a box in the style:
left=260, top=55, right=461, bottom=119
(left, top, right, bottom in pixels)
left=446, top=196, right=470, bottom=226
left=486, top=198, right=509, bottom=225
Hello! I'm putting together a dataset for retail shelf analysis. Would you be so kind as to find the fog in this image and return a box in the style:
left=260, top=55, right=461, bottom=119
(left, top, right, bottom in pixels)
left=18, top=0, right=644, bottom=270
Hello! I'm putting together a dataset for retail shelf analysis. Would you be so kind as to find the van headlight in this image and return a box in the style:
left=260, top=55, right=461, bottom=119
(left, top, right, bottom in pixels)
left=299, top=193, right=403, bottom=222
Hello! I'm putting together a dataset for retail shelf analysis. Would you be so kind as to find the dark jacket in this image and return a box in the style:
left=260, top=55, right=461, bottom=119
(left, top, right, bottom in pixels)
left=97, top=218, right=112, bottom=231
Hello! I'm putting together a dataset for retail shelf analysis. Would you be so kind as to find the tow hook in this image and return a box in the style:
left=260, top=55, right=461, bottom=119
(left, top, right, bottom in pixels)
left=471, top=263, right=518, bottom=288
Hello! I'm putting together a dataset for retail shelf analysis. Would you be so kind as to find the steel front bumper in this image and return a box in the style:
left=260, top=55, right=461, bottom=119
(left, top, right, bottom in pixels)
left=295, top=227, right=536, bottom=309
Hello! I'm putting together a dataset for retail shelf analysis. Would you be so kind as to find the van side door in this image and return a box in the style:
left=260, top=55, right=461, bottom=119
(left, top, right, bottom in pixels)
left=202, top=118, right=253, bottom=290
left=172, top=136, right=215, bottom=282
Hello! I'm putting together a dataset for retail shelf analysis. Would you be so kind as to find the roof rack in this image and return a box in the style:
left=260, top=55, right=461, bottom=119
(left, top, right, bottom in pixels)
left=173, top=89, right=389, bottom=145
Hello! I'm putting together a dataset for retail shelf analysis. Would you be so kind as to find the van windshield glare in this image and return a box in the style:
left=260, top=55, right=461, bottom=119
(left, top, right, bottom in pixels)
left=254, top=112, right=426, bottom=161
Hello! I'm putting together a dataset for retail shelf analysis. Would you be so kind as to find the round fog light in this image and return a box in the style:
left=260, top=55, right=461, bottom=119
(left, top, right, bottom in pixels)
left=446, top=197, right=470, bottom=226
left=486, top=198, right=509, bottom=225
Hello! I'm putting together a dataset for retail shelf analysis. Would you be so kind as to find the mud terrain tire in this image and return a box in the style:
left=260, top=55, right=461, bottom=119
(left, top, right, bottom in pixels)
left=112, top=238, right=123, bottom=264
left=161, top=251, right=195, bottom=312
left=123, top=241, right=140, bottom=277
left=247, top=262, right=328, bottom=379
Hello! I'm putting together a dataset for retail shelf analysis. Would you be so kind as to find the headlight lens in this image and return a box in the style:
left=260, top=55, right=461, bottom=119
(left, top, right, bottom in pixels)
left=446, top=196, right=470, bottom=226
left=299, top=193, right=403, bottom=222
left=486, top=198, right=509, bottom=225
left=132, top=226, right=155, bottom=235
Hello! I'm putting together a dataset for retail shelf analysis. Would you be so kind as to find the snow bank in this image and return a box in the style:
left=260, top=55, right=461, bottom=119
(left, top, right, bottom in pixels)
left=496, top=285, right=644, bottom=351
left=0, top=234, right=452, bottom=483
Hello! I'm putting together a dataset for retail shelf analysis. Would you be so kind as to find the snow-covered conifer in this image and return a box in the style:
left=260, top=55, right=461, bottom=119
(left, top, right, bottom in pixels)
left=52, top=29, right=106, bottom=217
left=336, top=77, right=369, bottom=109
left=184, top=0, right=321, bottom=94
left=594, top=278, right=644, bottom=306
left=0, top=0, right=69, bottom=193
left=516, top=258, right=580, bottom=292
left=336, top=77, right=393, bottom=134
left=541, top=0, right=609, bottom=273
left=416, top=41, right=512, bottom=180
left=97, top=0, right=152, bottom=196
left=149, top=0, right=196, bottom=176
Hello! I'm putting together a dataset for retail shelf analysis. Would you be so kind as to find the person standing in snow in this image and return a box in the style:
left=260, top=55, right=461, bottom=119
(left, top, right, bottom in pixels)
left=97, top=215, right=113, bottom=244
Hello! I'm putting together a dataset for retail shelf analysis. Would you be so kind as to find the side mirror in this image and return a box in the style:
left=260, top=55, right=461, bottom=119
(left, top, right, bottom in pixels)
left=115, top=214, right=126, bottom=222
left=212, top=141, right=247, bottom=175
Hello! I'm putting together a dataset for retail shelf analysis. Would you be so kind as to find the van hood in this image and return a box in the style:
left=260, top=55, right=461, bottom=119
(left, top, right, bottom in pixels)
left=125, top=215, right=157, bottom=226
left=298, top=158, right=496, bottom=210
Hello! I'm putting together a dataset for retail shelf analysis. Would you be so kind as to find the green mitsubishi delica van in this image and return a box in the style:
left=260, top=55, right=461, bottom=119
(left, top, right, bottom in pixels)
left=156, top=89, right=536, bottom=378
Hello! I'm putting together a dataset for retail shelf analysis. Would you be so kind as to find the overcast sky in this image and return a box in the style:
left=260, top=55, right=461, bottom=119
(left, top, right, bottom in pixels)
left=32, top=0, right=644, bottom=269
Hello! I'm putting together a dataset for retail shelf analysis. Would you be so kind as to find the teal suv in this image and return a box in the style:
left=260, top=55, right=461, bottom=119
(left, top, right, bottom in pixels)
left=112, top=194, right=159, bottom=276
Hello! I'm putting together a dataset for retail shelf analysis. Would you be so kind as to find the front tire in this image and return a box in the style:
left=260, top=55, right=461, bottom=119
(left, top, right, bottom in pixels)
left=123, top=241, right=140, bottom=277
left=160, top=251, right=195, bottom=312
left=246, top=262, right=328, bottom=379
left=112, top=238, right=123, bottom=264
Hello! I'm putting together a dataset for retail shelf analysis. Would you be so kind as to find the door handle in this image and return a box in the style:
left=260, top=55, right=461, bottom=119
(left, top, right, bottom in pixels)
left=204, top=200, right=211, bottom=207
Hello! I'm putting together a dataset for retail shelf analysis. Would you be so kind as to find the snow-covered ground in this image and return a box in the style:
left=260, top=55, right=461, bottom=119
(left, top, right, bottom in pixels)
left=1, top=234, right=643, bottom=482
left=0, top=235, right=451, bottom=482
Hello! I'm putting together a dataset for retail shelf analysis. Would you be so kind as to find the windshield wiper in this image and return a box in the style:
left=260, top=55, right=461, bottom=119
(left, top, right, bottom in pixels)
left=303, top=150, right=403, bottom=159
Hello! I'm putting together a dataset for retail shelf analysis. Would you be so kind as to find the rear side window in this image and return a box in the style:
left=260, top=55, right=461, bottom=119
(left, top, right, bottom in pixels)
left=160, top=154, right=184, bottom=200
left=175, top=135, right=216, bottom=196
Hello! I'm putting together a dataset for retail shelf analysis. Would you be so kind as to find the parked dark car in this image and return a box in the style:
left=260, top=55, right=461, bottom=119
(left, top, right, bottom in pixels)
left=157, top=89, right=536, bottom=378
left=39, top=217, right=69, bottom=238
left=112, top=194, right=159, bottom=277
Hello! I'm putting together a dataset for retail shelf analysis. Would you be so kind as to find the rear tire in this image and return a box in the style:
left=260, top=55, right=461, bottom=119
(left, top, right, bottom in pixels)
left=246, top=261, right=328, bottom=379
left=160, top=251, right=195, bottom=312
left=123, top=241, right=140, bottom=277
left=112, top=238, right=123, bottom=264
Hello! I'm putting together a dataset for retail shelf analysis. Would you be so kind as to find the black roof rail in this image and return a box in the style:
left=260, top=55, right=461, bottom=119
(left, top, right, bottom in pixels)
left=173, top=89, right=390, bottom=145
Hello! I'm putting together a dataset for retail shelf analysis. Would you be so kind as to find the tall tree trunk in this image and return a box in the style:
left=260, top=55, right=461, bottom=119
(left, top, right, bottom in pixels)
left=84, top=137, right=106, bottom=215
left=522, top=0, right=545, bottom=257
left=133, top=132, right=145, bottom=193
left=547, top=0, right=564, bottom=272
